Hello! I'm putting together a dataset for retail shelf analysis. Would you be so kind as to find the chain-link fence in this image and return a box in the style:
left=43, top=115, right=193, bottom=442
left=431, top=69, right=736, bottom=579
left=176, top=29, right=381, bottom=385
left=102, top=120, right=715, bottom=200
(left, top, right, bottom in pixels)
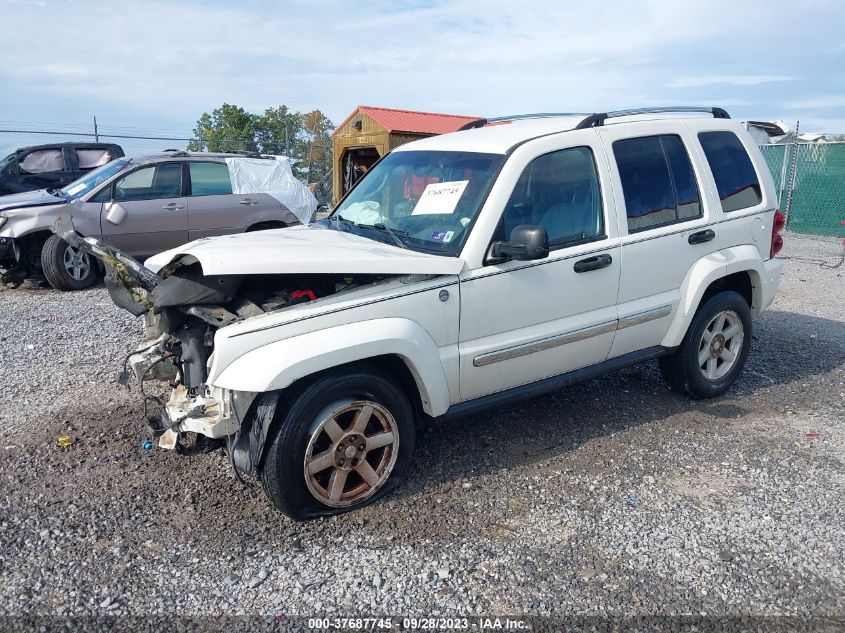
left=0, top=126, right=333, bottom=202
left=760, top=142, right=845, bottom=237
left=0, top=128, right=194, bottom=158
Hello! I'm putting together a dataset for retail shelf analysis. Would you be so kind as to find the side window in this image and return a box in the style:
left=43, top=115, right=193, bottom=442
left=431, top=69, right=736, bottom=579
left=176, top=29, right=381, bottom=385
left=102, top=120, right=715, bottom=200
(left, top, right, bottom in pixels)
left=114, top=163, right=182, bottom=202
left=90, top=184, right=113, bottom=203
left=20, top=149, right=65, bottom=174
left=613, top=134, right=702, bottom=233
left=699, top=131, right=762, bottom=212
left=75, top=148, right=110, bottom=170
left=189, top=162, right=233, bottom=196
left=501, top=146, right=604, bottom=248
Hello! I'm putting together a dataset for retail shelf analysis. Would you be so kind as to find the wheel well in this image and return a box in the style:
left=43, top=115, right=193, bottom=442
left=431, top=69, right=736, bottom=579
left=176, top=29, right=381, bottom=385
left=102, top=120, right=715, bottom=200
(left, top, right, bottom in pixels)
left=17, top=230, right=52, bottom=272
left=283, top=355, right=425, bottom=418
left=246, top=221, right=287, bottom=232
left=700, top=271, right=754, bottom=310
left=16, top=230, right=104, bottom=276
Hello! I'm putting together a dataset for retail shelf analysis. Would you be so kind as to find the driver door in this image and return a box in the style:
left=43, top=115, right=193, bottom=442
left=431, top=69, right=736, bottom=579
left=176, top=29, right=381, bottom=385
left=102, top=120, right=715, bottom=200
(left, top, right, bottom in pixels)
left=99, top=161, right=188, bottom=259
left=458, top=134, right=621, bottom=401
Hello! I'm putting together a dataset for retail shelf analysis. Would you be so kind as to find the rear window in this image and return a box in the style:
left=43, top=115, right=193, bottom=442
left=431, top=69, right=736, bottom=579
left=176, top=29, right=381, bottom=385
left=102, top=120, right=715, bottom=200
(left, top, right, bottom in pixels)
left=189, top=162, right=232, bottom=196
left=698, top=131, right=762, bottom=212
left=613, top=135, right=702, bottom=233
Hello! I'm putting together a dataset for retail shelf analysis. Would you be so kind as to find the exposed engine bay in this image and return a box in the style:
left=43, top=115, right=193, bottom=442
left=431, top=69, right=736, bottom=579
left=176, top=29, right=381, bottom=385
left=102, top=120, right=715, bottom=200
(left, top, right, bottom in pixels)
left=51, top=216, right=395, bottom=465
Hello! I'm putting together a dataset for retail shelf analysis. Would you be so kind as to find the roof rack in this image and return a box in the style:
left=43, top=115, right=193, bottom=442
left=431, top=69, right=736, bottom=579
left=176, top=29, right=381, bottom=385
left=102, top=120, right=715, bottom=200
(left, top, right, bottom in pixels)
left=457, top=106, right=730, bottom=132
left=226, top=151, right=276, bottom=159
left=575, top=106, right=730, bottom=129
left=458, top=112, right=587, bottom=131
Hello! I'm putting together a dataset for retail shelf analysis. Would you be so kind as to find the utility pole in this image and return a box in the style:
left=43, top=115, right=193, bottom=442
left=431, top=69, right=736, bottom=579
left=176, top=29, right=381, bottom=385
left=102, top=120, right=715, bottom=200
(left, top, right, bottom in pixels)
left=93, top=115, right=99, bottom=141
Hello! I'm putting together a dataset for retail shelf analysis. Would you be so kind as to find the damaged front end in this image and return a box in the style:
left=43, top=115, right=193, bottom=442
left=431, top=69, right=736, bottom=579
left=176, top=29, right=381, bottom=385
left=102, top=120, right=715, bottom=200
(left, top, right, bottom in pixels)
left=51, top=216, right=388, bottom=470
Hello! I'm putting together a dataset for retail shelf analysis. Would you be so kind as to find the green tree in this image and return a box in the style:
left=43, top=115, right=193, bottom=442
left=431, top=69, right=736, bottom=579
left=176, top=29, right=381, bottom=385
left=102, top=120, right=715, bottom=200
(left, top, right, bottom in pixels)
left=300, top=109, right=334, bottom=185
left=188, top=103, right=258, bottom=153
left=256, top=106, right=303, bottom=156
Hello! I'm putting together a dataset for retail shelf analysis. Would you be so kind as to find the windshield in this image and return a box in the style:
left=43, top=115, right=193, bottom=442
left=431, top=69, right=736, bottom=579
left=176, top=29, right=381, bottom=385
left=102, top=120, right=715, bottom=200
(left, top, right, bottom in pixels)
left=61, top=158, right=130, bottom=200
left=328, top=150, right=505, bottom=255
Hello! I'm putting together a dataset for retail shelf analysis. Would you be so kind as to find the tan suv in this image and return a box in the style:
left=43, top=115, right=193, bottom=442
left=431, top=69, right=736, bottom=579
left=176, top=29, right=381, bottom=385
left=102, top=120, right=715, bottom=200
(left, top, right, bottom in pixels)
left=0, top=151, right=315, bottom=290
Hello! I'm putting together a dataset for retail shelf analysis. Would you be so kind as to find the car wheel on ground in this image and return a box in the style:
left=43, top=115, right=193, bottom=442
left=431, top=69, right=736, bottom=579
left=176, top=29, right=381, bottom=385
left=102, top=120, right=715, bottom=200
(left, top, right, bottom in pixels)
left=659, top=290, right=753, bottom=399
left=260, top=367, right=415, bottom=520
left=41, top=234, right=98, bottom=291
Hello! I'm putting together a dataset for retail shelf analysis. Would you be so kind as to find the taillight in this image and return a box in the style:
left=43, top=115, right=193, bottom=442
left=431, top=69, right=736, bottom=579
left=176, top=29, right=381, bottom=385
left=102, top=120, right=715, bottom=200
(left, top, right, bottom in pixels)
left=770, top=209, right=786, bottom=258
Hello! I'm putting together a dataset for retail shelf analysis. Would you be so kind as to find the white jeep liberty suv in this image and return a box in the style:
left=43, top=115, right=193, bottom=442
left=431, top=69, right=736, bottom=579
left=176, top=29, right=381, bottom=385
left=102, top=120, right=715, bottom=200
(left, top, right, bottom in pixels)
left=57, top=106, right=784, bottom=520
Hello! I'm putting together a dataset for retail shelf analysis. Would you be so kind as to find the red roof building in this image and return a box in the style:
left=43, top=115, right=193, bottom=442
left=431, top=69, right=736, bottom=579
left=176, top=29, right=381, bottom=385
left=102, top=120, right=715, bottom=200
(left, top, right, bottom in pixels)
left=332, top=105, right=478, bottom=202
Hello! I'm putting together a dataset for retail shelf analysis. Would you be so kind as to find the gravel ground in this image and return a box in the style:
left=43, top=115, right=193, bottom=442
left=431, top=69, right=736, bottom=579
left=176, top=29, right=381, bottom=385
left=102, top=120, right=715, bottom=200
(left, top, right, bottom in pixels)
left=0, top=233, right=843, bottom=628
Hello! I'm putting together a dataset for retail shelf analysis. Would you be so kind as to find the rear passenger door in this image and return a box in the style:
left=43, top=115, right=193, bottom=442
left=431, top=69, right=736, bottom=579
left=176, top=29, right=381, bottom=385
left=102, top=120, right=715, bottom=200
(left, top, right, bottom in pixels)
left=186, top=161, right=285, bottom=240
left=596, top=123, right=717, bottom=358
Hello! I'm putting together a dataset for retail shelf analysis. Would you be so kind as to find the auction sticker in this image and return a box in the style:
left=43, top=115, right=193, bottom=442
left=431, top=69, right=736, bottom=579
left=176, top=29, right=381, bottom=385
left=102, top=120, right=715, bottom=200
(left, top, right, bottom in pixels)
left=412, top=180, right=468, bottom=215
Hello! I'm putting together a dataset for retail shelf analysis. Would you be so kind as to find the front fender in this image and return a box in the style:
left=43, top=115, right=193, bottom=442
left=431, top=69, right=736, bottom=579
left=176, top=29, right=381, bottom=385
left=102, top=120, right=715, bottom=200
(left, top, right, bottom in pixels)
left=211, top=317, right=452, bottom=416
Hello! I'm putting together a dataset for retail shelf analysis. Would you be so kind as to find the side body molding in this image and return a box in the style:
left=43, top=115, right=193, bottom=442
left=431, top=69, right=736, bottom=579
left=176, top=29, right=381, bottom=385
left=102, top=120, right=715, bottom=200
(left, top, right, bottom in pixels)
left=661, top=245, right=767, bottom=348
left=211, top=318, right=452, bottom=417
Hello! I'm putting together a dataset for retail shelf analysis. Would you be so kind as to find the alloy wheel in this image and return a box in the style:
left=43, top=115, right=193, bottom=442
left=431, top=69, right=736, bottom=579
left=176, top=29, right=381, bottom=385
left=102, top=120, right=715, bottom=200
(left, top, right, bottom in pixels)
left=62, top=245, right=91, bottom=281
left=303, top=400, right=399, bottom=507
left=697, top=310, right=744, bottom=381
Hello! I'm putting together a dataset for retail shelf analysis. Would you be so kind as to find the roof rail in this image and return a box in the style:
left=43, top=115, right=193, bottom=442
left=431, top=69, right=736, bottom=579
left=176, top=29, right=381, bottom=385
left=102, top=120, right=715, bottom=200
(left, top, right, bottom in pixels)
left=458, top=112, right=588, bottom=131
left=575, top=106, right=730, bottom=129
left=162, top=149, right=190, bottom=156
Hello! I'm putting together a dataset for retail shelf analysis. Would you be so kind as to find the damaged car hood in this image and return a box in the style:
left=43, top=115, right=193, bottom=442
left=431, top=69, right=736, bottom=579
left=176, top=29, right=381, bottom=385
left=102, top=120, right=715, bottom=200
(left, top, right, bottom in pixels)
left=145, top=225, right=466, bottom=276
left=0, top=189, right=68, bottom=213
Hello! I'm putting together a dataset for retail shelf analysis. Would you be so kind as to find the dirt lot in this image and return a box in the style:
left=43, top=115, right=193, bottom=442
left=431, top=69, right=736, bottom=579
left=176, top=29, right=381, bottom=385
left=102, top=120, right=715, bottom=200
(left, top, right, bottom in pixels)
left=0, top=234, right=843, bottom=628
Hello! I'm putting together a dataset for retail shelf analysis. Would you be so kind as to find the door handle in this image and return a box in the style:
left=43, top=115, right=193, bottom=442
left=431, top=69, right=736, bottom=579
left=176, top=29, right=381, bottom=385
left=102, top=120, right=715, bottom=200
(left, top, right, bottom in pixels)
left=239, top=198, right=258, bottom=206
left=573, top=253, right=612, bottom=273
left=688, top=229, right=715, bottom=244
left=162, top=203, right=185, bottom=210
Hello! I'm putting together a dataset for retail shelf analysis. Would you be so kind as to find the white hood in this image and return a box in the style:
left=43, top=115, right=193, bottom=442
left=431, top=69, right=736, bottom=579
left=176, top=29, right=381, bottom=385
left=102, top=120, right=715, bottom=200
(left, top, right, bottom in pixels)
left=145, top=224, right=465, bottom=276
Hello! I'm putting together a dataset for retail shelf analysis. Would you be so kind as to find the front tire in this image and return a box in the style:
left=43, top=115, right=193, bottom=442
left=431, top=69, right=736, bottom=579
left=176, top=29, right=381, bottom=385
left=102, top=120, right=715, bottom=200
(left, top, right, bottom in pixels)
left=41, top=235, right=97, bottom=291
left=659, top=290, right=752, bottom=399
left=260, top=367, right=415, bottom=520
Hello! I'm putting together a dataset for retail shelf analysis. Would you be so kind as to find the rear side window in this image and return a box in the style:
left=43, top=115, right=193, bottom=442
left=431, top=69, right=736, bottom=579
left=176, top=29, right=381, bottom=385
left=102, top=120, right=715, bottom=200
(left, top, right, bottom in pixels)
left=189, top=162, right=233, bottom=196
left=613, top=135, right=702, bottom=233
left=75, top=148, right=111, bottom=170
left=698, top=131, right=762, bottom=212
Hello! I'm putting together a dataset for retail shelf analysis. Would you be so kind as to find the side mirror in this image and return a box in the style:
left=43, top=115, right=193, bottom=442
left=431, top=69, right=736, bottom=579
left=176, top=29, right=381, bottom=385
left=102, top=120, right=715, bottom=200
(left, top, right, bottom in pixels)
left=105, top=201, right=127, bottom=225
left=488, top=224, right=549, bottom=263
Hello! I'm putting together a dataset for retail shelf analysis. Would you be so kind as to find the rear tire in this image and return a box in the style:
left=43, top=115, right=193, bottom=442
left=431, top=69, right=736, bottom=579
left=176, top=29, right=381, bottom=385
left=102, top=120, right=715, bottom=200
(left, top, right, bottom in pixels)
left=659, top=290, right=752, bottom=399
left=260, top=367, right=415, bottom=521
left=41, top=235, right=97, bottom=291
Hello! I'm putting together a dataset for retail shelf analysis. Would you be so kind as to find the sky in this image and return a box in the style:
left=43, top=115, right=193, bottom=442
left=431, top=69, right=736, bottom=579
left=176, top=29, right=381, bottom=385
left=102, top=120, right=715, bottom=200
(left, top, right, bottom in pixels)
left=0, top=0, right=844, bottom=135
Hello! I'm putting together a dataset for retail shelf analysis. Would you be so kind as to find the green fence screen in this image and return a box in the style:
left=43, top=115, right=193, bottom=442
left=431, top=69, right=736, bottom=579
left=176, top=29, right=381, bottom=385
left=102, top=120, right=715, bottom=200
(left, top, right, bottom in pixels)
left=759, top=142, right=845, bottom=237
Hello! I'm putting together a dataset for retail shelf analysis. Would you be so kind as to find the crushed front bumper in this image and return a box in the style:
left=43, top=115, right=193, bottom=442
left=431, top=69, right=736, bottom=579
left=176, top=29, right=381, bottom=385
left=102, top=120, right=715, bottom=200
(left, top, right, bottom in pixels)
left=126, top=339, right=255, bottom=448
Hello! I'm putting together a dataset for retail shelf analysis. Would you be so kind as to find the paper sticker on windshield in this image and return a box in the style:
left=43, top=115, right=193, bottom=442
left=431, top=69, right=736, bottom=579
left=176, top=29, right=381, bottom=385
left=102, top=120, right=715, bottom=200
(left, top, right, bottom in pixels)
left=65, top=183, right=87, bottom=196
left=411, top=180, right=468, bottom=215
left=431, top=230, right=455, bottom=243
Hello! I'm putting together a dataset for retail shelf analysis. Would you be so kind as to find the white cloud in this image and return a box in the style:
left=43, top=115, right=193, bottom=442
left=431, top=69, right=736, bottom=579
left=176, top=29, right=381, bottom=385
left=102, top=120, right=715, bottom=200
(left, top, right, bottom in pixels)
left=783, top=95, right=845, bottom=109
left=0, top=0, right=841, bottom=130
left=669, top=75, right=796, bottom=88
